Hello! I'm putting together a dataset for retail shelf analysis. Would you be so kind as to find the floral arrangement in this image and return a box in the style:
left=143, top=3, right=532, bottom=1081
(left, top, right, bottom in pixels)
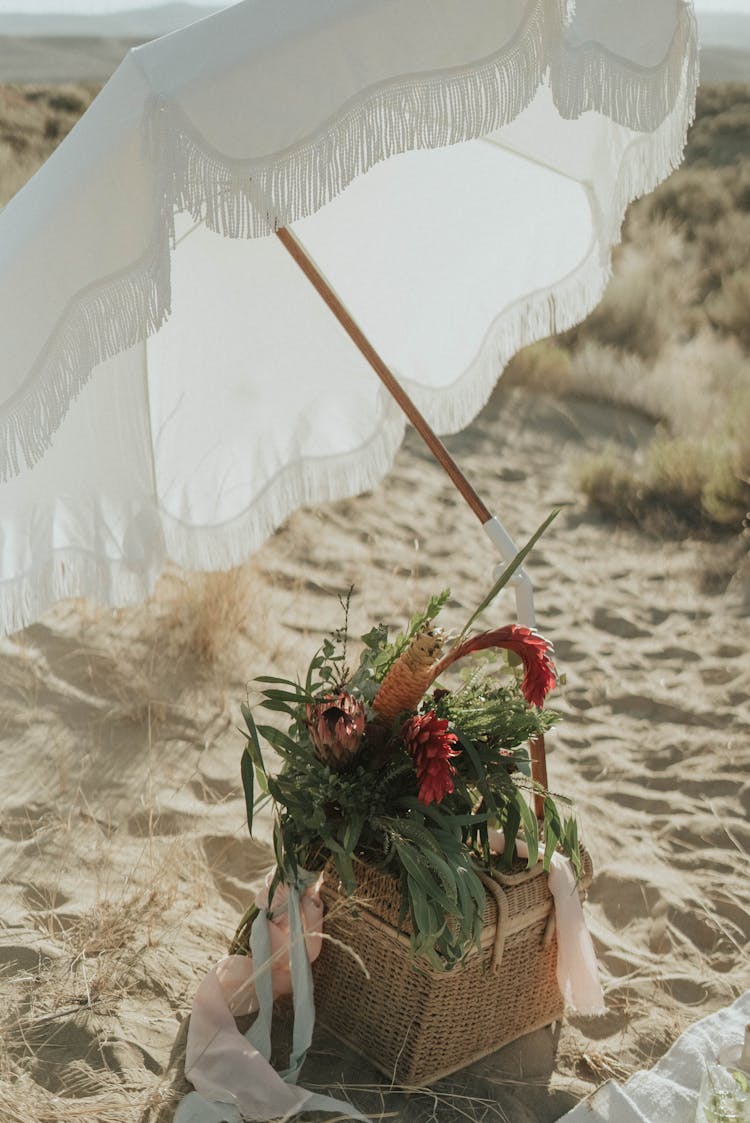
left=238, top=520, right=580, bottom=969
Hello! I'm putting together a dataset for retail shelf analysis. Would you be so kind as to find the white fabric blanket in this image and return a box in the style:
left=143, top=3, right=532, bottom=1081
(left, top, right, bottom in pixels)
left=558, top=990, right=750, bottom=1123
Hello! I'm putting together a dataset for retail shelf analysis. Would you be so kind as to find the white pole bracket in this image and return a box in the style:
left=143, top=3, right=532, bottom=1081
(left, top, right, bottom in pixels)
left=482, top=515, right=536, bottom=629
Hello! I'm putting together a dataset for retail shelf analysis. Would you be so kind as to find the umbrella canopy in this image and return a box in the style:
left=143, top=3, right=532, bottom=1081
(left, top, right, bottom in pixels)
left=0, top=0, right=697, bottom=635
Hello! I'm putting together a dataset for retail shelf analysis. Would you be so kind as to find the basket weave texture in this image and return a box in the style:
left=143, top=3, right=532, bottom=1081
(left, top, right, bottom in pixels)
left=313, top=848, right=593, bottom=1085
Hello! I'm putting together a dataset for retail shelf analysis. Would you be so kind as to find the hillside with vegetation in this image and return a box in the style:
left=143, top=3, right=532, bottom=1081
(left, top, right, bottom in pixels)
left=506, top=84, right=750, bottom=544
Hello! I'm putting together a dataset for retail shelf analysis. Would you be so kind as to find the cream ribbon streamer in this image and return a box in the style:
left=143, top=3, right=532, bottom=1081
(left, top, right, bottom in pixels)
left=488, top=829, right=606, bottom=1016
left=174, top=873, right=368, bottom=1123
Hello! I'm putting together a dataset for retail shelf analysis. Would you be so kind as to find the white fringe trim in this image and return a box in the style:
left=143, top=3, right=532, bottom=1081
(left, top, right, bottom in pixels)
left=0, top=0, right=698, bottom=634
left=149, top=0, right=569, bottom=241
left=0, top=551, right=158, bottom=638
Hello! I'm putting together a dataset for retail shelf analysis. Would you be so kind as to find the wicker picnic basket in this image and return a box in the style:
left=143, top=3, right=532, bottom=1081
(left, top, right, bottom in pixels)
left=313, top=847, right=593, bottom=1085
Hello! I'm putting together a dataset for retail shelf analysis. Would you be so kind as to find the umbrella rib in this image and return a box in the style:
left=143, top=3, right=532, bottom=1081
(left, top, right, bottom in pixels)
left=274, top=226, right=491, bottom=525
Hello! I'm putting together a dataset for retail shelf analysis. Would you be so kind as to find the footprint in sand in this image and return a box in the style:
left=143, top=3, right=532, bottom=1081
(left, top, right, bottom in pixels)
left=0, top=802, right=56, bottom=841
left=125, top=807, right=196, bottom=837
left=592, top=607, right=651, bottom=639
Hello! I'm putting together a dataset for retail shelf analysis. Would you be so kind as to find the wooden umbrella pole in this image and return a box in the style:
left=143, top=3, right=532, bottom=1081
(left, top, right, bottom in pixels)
left=530, top=735, right=548, bottom=822
left=275, top=227, right=491, bottom=525
left=276, top=225, right=549, bottom=822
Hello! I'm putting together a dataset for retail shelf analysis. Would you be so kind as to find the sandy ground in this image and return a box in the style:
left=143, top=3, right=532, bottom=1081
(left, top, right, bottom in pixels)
left=0, top=378, right=748, bottom=1122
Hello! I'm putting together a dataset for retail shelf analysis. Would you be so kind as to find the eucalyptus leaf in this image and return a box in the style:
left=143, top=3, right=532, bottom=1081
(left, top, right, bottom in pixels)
left=516, top=793, right=540, bottom=868
left=256, top=724, right=302, bottom=759
left=240, top=747, right=255, bottom=836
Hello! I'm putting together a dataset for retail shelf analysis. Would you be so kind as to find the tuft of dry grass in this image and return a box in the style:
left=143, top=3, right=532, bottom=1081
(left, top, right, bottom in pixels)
left=150, top=562, right=270, bottom=668
left=0, top=84, right=97, bottom=206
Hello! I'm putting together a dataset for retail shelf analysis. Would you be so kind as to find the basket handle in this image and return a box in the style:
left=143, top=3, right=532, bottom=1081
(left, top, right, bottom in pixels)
left=478, top=873, right=509, bottom=972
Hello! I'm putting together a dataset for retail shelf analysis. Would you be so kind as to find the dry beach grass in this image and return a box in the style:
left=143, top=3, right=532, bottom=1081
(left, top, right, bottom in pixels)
left=0, top=82, right=748, bottom=1122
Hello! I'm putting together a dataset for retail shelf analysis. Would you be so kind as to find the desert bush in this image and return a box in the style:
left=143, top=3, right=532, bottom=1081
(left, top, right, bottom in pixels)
left=577, top=435, right=749, bottom=535
left=564, top=342, right=660, bottom=417
left=0, top=83, right=97, bottom=205
left=576, top=450, right=642, bottom=520
left=650, top=166, right=735, bottom=229
left=565, top=217, right=692, bottom=361
left=502, top=339, right=572, bottom=392
left=683, top=84, right=750, bottom=167
left=706, top=269, right=750, bottom=348
left=46, top=91, right=87, bottom=115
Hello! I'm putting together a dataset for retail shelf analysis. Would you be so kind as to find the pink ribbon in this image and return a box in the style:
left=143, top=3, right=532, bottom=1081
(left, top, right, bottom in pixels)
left=489, top=829, right=606, bottom=1016
left=177, top=876, right=329, bottom=1122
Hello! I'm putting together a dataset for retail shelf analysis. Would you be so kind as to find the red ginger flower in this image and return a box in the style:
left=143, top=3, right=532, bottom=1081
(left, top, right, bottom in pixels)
left=402, top=710, right=460, bottom=805
left=432, top=625, right=556, bottom=708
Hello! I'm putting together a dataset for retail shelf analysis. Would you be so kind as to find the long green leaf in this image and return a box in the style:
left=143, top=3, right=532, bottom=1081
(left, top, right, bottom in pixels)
left=457, top=508, right=560, bottom=639
left=516, top=791, right=540, bottom=868
left=241, top=705, right=267, bottom=775
left=272, top=819, right=286, bottom=879
left=502, top=800, right=521, bottom=870
left=457, top=732, right=498, bottom=818
left=260, top=687, right=312, bottom=704
left=255, top=724, right=299, bottom=759
left=240, top=747, right=254, bottom=836
left=408, top=877, right=440, bottom=940
left=258, top=698, right=297, bottom=715
left=395, top=798, right=489, bottom=830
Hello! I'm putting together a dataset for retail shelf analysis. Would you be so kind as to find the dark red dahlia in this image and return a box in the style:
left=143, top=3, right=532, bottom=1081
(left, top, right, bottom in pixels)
left=402, top=710, right=460, bottom=805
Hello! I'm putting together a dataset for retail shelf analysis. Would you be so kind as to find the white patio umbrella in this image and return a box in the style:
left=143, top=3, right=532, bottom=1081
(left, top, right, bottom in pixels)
left=0, top=0, right=697, bottom=640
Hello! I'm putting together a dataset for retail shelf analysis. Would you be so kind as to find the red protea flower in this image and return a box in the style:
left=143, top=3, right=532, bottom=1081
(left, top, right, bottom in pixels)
left=402, top=710, right=460, bottom=805
left=306, top=690, right=366, bottom=771
left=431, top=625, right=556, bottom=708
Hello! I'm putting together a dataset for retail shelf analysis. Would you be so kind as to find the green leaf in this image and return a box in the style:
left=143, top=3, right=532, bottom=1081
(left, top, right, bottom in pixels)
left=457, top=508, right=560, bottom=639
left=256, top=724, right=300, bottom=759
left=502, top=800, right=521, bottom=869
left=406, top=588, right=451, bottom=638
left=325, top=838, right=356, bottom=895
left=395, top=797, right=489, bottom=829
left=361, top=624, right=388, bottom=651
left=241, top=706, right=267, bottom=775
left=258, top=698, right=297, bottom=715
left=343, top=814, right=364, bottom=856
left=516, top=792, right=540, bottom=868
left=240, top=747, right=254, bottom=836
left=408, top=877, right=440, bottom=940
left=241, top=702, right=257, bottom=737
left=457, top=732, right=498, bottom=819
left=544, top=822, right=560, bottom=869
left=261, top=687, right=312, bottom=704
left=272, top=820, right=286, bottom=878
left=266, top=776, right=283, bottom=802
